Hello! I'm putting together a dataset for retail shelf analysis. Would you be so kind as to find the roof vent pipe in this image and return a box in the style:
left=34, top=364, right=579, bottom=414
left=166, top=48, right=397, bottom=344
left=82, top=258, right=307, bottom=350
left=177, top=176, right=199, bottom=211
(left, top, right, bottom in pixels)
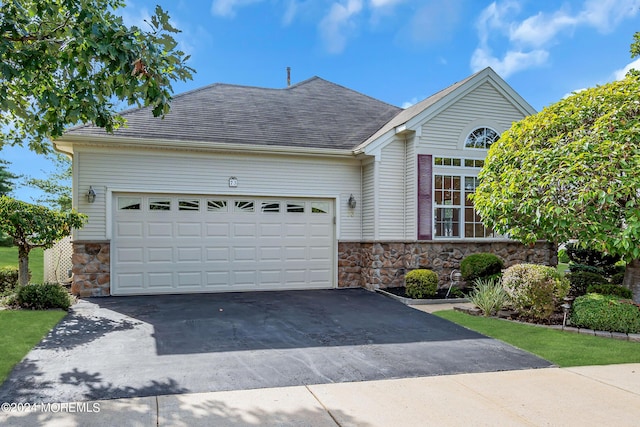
left=287, top=67, right=291, bottom=87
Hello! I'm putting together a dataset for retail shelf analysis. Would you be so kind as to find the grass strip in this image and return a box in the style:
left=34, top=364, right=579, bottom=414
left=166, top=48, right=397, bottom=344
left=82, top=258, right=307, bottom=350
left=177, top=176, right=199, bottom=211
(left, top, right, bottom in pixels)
left=0, top=310, right=67, bottom=384
left=435, top=309, right=640, bottom=367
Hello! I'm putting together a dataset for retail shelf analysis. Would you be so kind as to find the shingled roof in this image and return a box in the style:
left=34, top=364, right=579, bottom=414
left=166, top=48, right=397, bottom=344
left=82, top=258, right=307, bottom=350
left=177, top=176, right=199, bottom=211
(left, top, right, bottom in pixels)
left=66, top=77, right=402, bottom=150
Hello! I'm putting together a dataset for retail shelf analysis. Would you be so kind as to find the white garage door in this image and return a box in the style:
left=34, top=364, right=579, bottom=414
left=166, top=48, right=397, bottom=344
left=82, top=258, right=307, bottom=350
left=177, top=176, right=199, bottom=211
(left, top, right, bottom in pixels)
left=112, top=194, right=335, bottom=295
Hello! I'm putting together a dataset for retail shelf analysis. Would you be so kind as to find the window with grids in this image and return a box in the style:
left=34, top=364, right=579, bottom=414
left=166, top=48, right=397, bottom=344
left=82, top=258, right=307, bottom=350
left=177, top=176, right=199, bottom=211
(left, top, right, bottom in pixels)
left=433, top=174, right=496, bottom=238
left=464, top=127, right=499, bottom=149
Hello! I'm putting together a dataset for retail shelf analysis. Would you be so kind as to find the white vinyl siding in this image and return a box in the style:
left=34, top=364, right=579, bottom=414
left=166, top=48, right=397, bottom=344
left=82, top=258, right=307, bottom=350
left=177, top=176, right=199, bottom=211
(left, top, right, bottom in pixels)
left=378, top=140, right=405, bottom=239
left=362, top=161, right=375, bottom=240
left=419, top=82, right=524, bottom=150
left=74, top=148, right=361, bottom=241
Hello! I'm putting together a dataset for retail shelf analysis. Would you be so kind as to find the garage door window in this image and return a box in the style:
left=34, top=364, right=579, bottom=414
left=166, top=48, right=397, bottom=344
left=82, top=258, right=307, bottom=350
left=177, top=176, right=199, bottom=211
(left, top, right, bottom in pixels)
left=311, top=202, right=329, bottom=214
left=179, top=199, right=200, bottom=211
left=118, top=197, right=141, bottom=210
left=234, top=201, right=254, bottom=212
left=207, top=200, right=228, bottom=212
left=149, top=198, right=171, bottom=211
left=287, top=202, right=305, bottom=213
left=261, top=201, right=280, bottom=213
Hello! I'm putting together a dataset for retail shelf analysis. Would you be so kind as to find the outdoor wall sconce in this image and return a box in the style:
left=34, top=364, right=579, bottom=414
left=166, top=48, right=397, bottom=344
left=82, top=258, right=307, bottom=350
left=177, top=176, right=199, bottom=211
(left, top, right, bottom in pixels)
left=86, top=186, right=96, bottom=203
left=348, top=194, right=357, bottom=209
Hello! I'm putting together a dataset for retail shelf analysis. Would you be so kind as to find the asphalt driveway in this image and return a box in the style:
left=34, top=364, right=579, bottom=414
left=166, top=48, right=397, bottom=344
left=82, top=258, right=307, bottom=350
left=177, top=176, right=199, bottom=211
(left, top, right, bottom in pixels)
left=0, top=289, right=552, bottom=403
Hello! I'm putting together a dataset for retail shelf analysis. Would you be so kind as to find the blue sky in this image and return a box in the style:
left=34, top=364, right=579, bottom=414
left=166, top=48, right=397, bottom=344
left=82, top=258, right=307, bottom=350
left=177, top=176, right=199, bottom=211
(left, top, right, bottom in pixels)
left=3, top=0, right=640, bottom=203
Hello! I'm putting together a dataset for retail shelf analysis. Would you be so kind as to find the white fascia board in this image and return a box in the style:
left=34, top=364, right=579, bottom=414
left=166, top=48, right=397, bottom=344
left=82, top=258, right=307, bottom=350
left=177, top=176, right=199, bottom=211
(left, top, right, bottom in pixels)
left=54, top=135, right=355, bottom=158
left=354, top=129, right=397, bottom=156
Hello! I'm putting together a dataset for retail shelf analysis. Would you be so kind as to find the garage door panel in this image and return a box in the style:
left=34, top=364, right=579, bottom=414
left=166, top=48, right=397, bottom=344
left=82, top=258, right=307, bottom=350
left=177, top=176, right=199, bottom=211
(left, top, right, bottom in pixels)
left=206, top=223, right=230, bottom=237
left=117, top=222, right=143, bottom=238
left=113, top=194, right=334, bottom=295
left=177, top=247, right=202, bottom=262
left=148, top=273, right=173, bottom=288
left=148, top=247, right=172, bottom=263
left=148, top=222, right=172, bottom=237
left=176, top=222, right=202, bottom=236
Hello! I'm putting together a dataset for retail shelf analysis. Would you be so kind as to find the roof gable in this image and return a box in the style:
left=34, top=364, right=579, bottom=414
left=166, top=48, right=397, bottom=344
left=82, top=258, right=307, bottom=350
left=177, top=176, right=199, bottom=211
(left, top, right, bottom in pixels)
left=354, top=67, right=535, bottom=153
left=64, top=77, right=401, bottom=151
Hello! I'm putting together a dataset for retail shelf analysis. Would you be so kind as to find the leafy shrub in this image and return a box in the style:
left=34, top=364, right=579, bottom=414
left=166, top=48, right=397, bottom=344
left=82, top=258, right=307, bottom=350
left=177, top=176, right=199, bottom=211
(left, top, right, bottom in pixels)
left=460, top=253, right=504, bottom=282
left=0, top=267, right=19, bottom=295
left=568, top=262, right=605, bottom=276
left=558, top=248, right=569, bottom=264
left=468, top=277, right=510, bottom=316
left=586, top=284, right=633, bottom=299
left=566, top=271, right=607, bottom=298
left=405, top=269, right=438, bottom=299
left=570, top=294, right=640, bottom=334
left=16, top=283, right=74, bottom=310
left=501, top=264, right=570, bottom=322
left=565, top=243, right=620, bottom=276
left=610, top=271, right=625, bottom=285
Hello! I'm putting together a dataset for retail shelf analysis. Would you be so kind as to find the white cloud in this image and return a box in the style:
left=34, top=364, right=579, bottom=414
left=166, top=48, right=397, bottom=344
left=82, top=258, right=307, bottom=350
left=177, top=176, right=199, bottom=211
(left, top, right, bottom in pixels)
left=613, top=58, right=640, bottom=80
left=370, top=0, right=404, bottom=8
left=211, top=0, right=264, bottom=18
left=319, top=0, right=364, bottom=54
left=472, top=0, right=640, bottom=77
left=401, top=97, right=419, bottom=108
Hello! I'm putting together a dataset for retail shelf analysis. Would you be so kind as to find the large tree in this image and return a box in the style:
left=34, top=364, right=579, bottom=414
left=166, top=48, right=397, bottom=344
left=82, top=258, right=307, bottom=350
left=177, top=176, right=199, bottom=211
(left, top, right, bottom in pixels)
left=473, top=35, right=640, bottom=302
left=0, top=0, right=194, bottom=153
left=0, top=196, right=86, bottom=285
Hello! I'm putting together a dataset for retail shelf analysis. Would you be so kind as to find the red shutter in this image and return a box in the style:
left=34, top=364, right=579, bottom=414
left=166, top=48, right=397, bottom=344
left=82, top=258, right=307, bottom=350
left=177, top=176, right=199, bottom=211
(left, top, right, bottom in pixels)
left=418, top=154, right=433, bottom=240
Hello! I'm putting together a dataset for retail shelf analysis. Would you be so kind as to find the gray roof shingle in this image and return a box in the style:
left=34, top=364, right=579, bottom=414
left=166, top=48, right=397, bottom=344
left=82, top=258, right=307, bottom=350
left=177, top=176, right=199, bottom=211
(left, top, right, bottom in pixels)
left=66, top=77, right=402, bottom=150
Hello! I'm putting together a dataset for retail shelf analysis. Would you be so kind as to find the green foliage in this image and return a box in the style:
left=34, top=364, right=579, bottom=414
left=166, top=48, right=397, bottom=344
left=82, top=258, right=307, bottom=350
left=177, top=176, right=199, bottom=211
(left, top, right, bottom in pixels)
left=0, top=196, right=86, bottom=284
left=0, top=267, right=18, bottom=294
left=571, top=294, right=640, bottom=334
left=0, top=0, right=194, bottom=153
left=610, top=271, right=625, bottom=285
left=0, top=159, right=18, bottom=196
left=472, top=70, right=640, bottom=263
left=558, top=248, right=569, bottom=264
left=16, top=283, right=73, bottom=310
left=468, top=276, right=510, bottom=316
left=460, top=253, right=504, bottom=282
left=586, top=284, right=634, bottom=299
left=566, top=242, right=620, bottom=276
left=502, top=264, right=570, bottom=322
left=566, top=271, right=608, bottom=297
left=405, top=269, right=438, bottom=299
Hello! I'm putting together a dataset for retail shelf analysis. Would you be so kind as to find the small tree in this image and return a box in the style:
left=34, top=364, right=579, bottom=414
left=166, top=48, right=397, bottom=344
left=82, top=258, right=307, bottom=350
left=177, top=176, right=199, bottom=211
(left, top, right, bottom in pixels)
left=0, top=196, right=86, bottom=285
left=23, top=152, right=72, bottom=211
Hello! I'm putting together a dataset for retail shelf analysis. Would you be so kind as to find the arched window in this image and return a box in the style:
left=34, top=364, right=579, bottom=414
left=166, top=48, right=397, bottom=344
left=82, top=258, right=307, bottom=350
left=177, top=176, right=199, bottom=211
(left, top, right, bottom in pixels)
left=464, top=127, right=499, bottom=149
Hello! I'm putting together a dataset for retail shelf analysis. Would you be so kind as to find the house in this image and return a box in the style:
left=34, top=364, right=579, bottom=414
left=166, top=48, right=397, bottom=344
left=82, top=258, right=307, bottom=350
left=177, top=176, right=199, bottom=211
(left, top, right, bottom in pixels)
left=54, top=67, right=556, bottom=297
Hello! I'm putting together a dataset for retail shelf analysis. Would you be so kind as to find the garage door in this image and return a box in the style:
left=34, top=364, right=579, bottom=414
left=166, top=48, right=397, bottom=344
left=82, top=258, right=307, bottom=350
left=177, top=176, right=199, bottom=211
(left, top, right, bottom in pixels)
left=112, top=194, right=335, bottom=295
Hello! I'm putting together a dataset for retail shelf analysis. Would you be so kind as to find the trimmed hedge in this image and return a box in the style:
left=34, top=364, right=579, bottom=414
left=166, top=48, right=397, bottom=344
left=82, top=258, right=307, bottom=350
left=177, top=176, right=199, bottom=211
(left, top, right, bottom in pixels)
left=16, top=283, right=74, bottom=310
left=566, top=271, right=607, bottom=298
left=405, top=269, right=438, bottom=299
left=570, top=293, right=640, bottom=334
left=460, top=253, right=504, bottom=282
left=586, top=284, right=633, bottom=299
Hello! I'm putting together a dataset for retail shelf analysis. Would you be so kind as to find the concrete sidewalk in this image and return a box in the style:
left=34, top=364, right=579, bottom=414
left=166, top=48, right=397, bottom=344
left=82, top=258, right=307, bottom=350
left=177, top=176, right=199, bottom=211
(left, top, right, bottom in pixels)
left=2, top=364, right=639, bottom=426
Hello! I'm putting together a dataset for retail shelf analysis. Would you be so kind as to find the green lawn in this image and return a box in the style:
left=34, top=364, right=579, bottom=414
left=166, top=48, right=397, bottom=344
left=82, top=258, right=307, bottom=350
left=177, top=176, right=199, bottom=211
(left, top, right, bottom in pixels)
left=0, top=310, right=66, bottom=384
left=0, top=246, right=44, bottom=284
left=435, top=310, right=640, bottom=367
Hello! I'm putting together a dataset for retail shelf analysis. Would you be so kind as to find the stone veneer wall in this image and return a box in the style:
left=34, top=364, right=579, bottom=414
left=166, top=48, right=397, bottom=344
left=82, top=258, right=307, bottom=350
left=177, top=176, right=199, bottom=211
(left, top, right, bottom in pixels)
left=71, top=241, right=110, bottom=297
left=338, top=241, right=557, bottom=290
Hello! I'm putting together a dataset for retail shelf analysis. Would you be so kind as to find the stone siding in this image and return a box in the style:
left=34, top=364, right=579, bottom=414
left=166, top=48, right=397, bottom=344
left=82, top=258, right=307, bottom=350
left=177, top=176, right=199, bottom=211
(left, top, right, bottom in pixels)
left=338, top=241, right=557, bottom=290
left=71, top=241, right=110, bottom=297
